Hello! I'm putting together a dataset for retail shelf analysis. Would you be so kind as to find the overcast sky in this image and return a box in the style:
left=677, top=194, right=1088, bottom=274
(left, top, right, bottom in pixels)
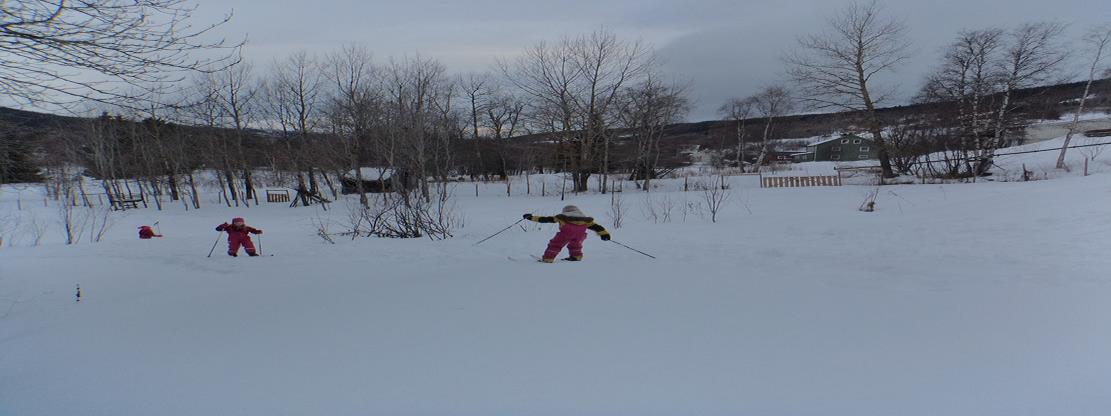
left=187, top=1, right=1109, bottom=120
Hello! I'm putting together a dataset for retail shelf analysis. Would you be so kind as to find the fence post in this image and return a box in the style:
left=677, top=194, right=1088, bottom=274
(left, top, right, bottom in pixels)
left=561, top=174, right=566, bottom=201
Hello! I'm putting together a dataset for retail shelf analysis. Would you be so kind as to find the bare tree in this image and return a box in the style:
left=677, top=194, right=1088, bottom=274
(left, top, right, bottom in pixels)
left=700, top=181, right=730, bottom=223
left=501, top=39, right=580, bottom=183
left=718, top=97, right=755, bottom=169
left=503, top=29, right=652, bottom=192
left=920, top=28, right=1005, bottom=177
left=210, top=63, right=261, bottom=207
left=1056, top=24, right=1111, bottom=169
left=458, top=72, right=493, bottom=179
left=617, top=75, right=690, bottom=191
left=785, top=0, right=911, bottom=178
left=160, top=108, right=202, bottom=209
left=264, top=51, right=327, bottom=207
left=339, top=54, right=463, bottom=240
left=324, top=45, right=381, bottom=206
left=976, top=22, right=1067, bottom=175
left=749, top=85, right=794, bottom=169
left=383, top=55, right=456, bottom=201
left=186, top=73, right=233, bottom=205
left=608, top=191, right=625, bottom=229
left=485, top=91, right=525, bottom=139
left=459, top=73, right=493, bottom=139
left=0, top=0, right=241, bottom=108
left=572, top=30, right=653, bottom=193
left=885, top=116, right=938, bottom=175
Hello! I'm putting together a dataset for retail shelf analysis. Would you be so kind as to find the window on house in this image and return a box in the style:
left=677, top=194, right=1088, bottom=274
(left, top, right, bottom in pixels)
left=859, top=154, right=869, bottom=159
left=840, top=139, right=849, bottom=144
left=831, top=154, right=841, bottom=160
left=853, top=139, right=862, bottom=144
left=859, top=146, right=870, bottom=151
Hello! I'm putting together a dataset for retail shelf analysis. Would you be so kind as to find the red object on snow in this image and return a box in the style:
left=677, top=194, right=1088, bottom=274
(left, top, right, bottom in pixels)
left=215, top=219, right=262, bottom=257
left=138, top=225, right=162, bottom=239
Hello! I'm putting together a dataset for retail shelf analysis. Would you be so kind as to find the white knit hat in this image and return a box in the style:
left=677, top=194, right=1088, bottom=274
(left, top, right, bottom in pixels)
left=561, top=205, right=586, bottom=218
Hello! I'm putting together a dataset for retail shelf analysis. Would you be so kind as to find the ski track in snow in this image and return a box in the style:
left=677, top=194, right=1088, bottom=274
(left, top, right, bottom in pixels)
left=2, top=143, right=1111, bottom=415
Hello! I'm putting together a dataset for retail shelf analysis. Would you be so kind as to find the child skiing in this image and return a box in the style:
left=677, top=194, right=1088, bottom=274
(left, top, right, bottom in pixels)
left=215, top=217, right=263, bottom=257
left=137, top=225, right=162, bottom=239
left=523, top=205, right=610, bottom=263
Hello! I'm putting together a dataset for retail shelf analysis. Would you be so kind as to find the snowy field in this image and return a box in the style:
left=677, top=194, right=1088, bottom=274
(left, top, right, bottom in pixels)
left=2, top=141, right=1111, bottom=415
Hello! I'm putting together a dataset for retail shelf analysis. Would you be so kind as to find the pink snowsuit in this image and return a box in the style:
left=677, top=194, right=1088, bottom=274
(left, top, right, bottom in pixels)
left=548, top=221, right=589, bottom=260
left=216, top=219, right=262, bottom=256
left=525, top=213, right=610, bottom=262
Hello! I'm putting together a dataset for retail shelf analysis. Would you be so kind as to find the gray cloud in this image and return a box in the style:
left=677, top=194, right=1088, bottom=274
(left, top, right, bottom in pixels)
left=651, top=0, right=1108, bottom=119
left=158, top=1, right=1111, bottom=120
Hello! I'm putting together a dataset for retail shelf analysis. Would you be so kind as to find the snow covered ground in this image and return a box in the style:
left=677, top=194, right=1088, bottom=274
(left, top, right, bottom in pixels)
left=2, top=143, right=1111, bottom=415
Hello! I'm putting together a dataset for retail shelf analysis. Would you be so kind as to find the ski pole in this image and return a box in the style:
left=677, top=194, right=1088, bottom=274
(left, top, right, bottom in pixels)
left=610, top=240, right=656, bottom=259
left=256, top=234, right=263, bottom=256
left=153, top=221, right=161, bottom=235
left=207, top=232, right=222, bottom=258
left=474, top=218, right=525, bottom=246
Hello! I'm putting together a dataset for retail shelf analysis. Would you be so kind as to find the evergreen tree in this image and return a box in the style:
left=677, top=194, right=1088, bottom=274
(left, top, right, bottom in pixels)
left=0, top=136, right=41, bottom=184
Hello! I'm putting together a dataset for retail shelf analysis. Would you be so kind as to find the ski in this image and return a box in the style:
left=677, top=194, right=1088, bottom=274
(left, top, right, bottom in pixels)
left=506, top=255, right=548, bottom=263
left=506, top=255, right=578, bottom=263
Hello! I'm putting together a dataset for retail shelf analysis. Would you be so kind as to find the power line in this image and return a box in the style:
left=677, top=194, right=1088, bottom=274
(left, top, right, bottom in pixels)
left=990, top=141, right=1111, bottom=158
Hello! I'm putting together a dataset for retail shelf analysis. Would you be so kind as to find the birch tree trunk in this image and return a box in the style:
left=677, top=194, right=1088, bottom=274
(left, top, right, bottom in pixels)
left=1057, top=25, right=1110, bottom=169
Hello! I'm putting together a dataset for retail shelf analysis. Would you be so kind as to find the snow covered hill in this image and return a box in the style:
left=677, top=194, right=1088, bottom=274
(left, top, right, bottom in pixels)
left=2, top=155, right=1110, bottom=414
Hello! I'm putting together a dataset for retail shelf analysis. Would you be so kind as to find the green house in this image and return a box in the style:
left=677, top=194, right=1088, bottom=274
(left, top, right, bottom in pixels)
left=793, top=134, right=878, bottom=162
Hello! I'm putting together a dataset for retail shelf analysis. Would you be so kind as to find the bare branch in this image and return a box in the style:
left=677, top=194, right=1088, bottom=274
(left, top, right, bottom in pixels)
left=0, top=0, right=242, bottom=110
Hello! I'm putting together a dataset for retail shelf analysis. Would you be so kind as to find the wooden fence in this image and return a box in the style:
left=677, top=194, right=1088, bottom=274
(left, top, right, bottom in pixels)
left=760, top=175, right=842, bottom=188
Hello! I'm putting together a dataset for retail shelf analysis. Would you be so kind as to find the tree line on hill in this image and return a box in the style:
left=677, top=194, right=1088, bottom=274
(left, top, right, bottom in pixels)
left=1, top=0, right=1109, bottom=200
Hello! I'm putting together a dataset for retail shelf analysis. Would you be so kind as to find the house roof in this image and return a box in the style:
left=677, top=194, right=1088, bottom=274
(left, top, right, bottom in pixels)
left=345, top=167, right=397, bottom=178
left=807, top=134, right=871, bottom=147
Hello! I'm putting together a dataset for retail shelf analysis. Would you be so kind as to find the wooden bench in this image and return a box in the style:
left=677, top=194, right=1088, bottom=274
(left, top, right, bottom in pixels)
left=107, top=194, right=144, bottom=210
left=266, top=189, right=291, bottom=203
